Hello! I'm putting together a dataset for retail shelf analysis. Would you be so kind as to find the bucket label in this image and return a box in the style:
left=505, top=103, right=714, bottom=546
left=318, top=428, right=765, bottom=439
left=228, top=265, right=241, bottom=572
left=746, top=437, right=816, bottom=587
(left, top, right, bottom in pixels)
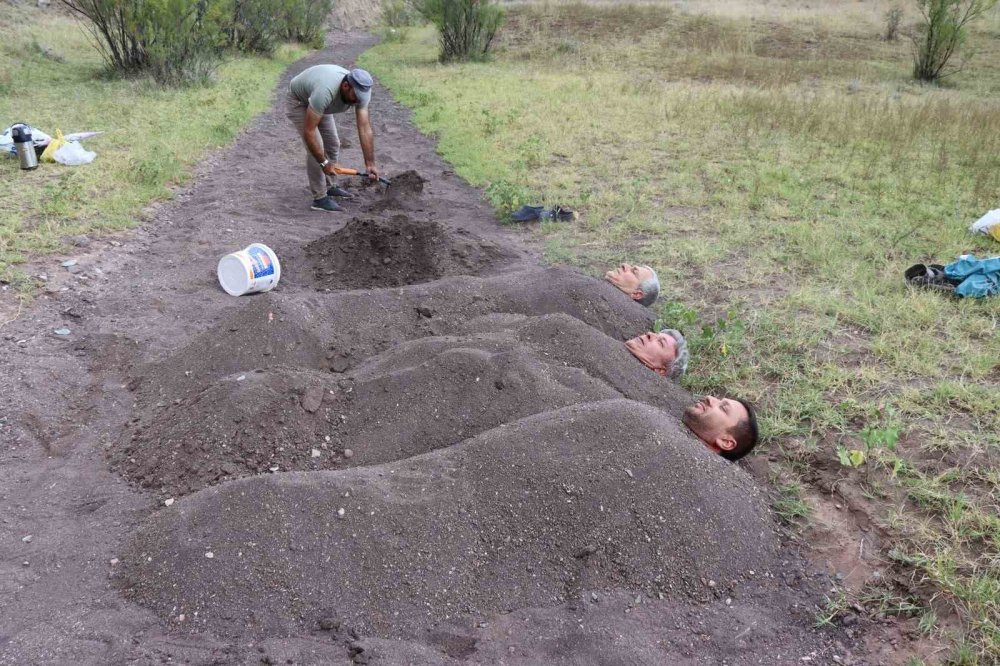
left=246, top=246, right=275, bottom=279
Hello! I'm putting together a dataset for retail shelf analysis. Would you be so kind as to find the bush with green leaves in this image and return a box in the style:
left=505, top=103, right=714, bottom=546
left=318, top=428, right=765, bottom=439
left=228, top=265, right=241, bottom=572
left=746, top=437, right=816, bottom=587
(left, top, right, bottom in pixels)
left=61, top=0, right=220, bottom=82
left=216, top=0, right=283, bottom=55
left=912, top=0, right=998, bottom=82
left=60, top=0, right=331, bottom=83
left=277, top=0, right=332, bottom=48
left=417, top=0, right=503, bottom=62
left=382, top=0, right=420, bottom=27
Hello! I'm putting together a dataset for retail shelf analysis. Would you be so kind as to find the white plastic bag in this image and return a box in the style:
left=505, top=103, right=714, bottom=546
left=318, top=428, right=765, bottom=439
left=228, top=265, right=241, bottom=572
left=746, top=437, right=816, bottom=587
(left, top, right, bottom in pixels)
left=970, top=209, right=1000, bottom=235
left=53, top=140, right=96, bottom=165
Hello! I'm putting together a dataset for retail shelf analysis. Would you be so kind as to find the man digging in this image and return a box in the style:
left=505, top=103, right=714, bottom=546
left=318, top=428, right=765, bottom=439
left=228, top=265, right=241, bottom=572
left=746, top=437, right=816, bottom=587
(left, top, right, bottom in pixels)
left=286, top=65, right=381, bottom=212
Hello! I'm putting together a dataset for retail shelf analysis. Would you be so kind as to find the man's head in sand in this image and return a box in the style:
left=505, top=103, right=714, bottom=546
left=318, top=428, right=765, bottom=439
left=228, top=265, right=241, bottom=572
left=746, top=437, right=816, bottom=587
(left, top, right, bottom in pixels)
left=683, top=396, right=759, bottom=461
left=605, top=263, right=660, bottom=306
left=625, top=329, right=688, bottom=379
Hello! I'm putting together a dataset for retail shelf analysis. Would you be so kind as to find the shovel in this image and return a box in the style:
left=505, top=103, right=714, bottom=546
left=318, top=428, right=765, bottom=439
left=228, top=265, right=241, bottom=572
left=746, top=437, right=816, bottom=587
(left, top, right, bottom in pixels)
left=332, top=166, right=392, bottom=188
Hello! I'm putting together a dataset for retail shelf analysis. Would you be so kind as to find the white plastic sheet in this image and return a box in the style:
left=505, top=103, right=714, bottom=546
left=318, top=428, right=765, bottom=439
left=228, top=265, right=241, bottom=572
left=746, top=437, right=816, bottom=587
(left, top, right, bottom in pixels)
left=53, top=141, right=96, bottom=165
left=970, top=209, right=1000, bottom=235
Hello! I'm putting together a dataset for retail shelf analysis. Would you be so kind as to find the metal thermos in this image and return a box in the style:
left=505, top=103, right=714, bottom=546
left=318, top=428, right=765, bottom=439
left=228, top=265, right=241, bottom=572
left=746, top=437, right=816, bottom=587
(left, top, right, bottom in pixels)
left=11, top=124, right=39, bottom=170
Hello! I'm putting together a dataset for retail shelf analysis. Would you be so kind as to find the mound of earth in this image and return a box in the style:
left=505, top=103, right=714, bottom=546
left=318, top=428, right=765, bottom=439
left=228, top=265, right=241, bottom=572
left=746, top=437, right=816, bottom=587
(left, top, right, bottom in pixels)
left=118, top=400, right=778, bottom=638
left=356, top=313, right=692, bottom=417
left=304, top=214, right=515, bottom=290
left=128, top=294, right=329, bottom=403
left=111, top=368, right=342, bottom=495
left=384, top=169, right=425, bottom=197
left=111, top=340, right=627, bottom=496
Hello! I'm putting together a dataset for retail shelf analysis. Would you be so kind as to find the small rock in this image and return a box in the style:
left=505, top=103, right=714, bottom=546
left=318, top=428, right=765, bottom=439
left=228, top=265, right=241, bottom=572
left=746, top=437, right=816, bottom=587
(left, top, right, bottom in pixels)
left=236, top=374, right=246, bottom=382
left=61, top=259, right=78, bottom=268
left=301, top=385, right=324, bottom=413
left=708, top=580, right=717, bottom=588
left=66, top=264, right=81, bottom=274
left=574, top=544, right=598, bottom=558
left=343, top=448, right=354, bottom=459
left=624, top=469, right=634, bottom=478
left=269, top=465, right=280, bottom=472
left=382, top=257, right=392, bottom=265
left=311, top=448, right=321, bottom=458
left=177, top=613, right=185, bottom=622
left=53, top=328, right=71, bottom=336
left=22, top=535, right=32, bottom=543
left=319, top=617, right=340, bottom=631
left=205, top=551, right=214, bottom=559
left=164, top=498, right=175, bottom=507
left=22, top=561, right=29, bottom=567
left=416, top=306, right=434, bottom=318
left=337, top=507, right=346, bottom=518
left=71, top=235, right=90, bottom=248
left=110, top=558, right=119, bottom=565
left=331, top=357, right=350, bottom=373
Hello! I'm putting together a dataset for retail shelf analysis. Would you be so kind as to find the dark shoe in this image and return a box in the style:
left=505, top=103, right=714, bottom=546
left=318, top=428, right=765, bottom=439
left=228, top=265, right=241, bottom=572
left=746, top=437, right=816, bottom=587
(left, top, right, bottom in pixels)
left=327, top=185, right=354, bottom=198
left=548, top=205, right=578, bottom=222
left=311, top=196, right=343, bottom=212
left=510, top=204, right=545, bottom=222
left=904, top=263, right=956, bottom=294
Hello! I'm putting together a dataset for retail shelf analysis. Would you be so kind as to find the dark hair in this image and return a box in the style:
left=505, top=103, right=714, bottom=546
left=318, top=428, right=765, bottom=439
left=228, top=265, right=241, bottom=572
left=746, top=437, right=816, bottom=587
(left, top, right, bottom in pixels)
left=720, top=398, right=759, bottom=462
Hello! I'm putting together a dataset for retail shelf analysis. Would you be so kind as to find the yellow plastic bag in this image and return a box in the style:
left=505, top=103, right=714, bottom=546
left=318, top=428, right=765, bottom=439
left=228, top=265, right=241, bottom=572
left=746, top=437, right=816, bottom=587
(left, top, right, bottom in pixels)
left=40, top=129, right=65, bottom=163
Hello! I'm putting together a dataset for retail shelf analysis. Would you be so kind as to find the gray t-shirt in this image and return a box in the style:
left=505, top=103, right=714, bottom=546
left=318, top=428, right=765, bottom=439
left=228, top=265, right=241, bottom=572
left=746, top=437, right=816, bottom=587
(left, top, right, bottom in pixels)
left=289, top=65, right=368, bottom=115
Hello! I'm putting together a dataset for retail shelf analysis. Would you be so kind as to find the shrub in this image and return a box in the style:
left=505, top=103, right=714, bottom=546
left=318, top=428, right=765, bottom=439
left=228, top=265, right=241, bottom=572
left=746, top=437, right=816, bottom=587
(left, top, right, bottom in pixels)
left=381, top=0, right=420, bottom=27
left=60, top=0, right=220, bottom=83
left=218, top=0, right=284, bottom=55
left=417, top=0, right=504, bottom=62
left=884, top=6, right=904, bottom=40
left=278, top=0, right=333, bottom=48
left=912, top=0, right=998, bottom=82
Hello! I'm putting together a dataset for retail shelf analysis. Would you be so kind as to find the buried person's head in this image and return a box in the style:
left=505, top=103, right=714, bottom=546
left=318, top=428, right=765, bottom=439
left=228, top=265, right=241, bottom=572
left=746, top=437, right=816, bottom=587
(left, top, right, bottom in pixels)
left=682, top=396, right=759, bottom=461
left=604, top=263, right=660, bottom=306
left=625, top=329, right=688, bottom=379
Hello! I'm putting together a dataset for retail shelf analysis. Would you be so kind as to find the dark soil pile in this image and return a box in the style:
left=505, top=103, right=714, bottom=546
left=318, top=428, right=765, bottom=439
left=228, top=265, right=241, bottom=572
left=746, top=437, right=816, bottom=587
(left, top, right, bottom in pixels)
left=119, top=400, right=779, bottom=639
left=304, top=215, right=515, bottom=289
left=384, top=169, right=425, bottom=197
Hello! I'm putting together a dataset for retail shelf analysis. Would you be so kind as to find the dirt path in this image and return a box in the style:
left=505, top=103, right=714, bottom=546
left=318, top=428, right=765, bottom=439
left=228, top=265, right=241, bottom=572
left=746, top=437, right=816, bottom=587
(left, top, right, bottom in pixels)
left=1, top=32, right=864, bottom=665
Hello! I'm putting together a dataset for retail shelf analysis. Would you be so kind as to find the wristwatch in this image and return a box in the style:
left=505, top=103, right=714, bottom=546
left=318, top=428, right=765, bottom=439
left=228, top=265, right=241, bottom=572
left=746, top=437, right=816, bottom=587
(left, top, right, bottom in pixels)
left=318, top=158, right=330, bottom=168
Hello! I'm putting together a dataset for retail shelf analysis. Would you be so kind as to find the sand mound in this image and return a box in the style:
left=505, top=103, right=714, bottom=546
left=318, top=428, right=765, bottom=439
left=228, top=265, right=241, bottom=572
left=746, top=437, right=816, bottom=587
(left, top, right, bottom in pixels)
left=111, top=368, right=341, bottom=495
left=357, top=313, right=692, bottom=417
left=304, top=215, right=514, bottom=290
left=129, top=295, right=329, bottom=403
left=112, top=343, right=621, bottom=496
left=118, top=400, right=778, bottom=638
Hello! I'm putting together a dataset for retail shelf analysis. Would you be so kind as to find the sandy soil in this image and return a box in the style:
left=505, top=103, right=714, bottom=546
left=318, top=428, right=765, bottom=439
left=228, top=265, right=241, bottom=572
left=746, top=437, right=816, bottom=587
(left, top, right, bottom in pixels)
left=0, top=31, right=870, bottom=665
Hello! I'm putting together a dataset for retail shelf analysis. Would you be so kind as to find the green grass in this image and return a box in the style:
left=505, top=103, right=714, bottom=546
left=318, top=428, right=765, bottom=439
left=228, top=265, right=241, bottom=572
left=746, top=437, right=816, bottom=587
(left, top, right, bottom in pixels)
left=362, top=4, right=1000, bottom=661
left=0, top=4, right=307, bottom=290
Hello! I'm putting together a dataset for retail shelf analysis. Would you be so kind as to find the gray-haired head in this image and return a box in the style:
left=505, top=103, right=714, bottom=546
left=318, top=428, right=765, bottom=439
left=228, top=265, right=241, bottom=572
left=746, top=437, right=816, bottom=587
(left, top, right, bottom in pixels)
left=662, top=328, right=688, bottom=378
left=637, top=267, right=660, bottom=307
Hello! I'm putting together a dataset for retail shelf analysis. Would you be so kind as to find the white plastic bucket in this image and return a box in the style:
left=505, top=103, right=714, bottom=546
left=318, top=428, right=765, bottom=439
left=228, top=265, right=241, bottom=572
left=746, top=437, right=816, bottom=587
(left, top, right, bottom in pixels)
left=217, top=243, right=281, bottom=296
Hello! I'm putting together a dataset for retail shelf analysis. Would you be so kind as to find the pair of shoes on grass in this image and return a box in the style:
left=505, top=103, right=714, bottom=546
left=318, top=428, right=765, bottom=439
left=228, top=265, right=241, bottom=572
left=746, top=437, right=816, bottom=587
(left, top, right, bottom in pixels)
left=311, top=185, right=354, bottom=212
left=510, top=204, right=578, bottom=223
